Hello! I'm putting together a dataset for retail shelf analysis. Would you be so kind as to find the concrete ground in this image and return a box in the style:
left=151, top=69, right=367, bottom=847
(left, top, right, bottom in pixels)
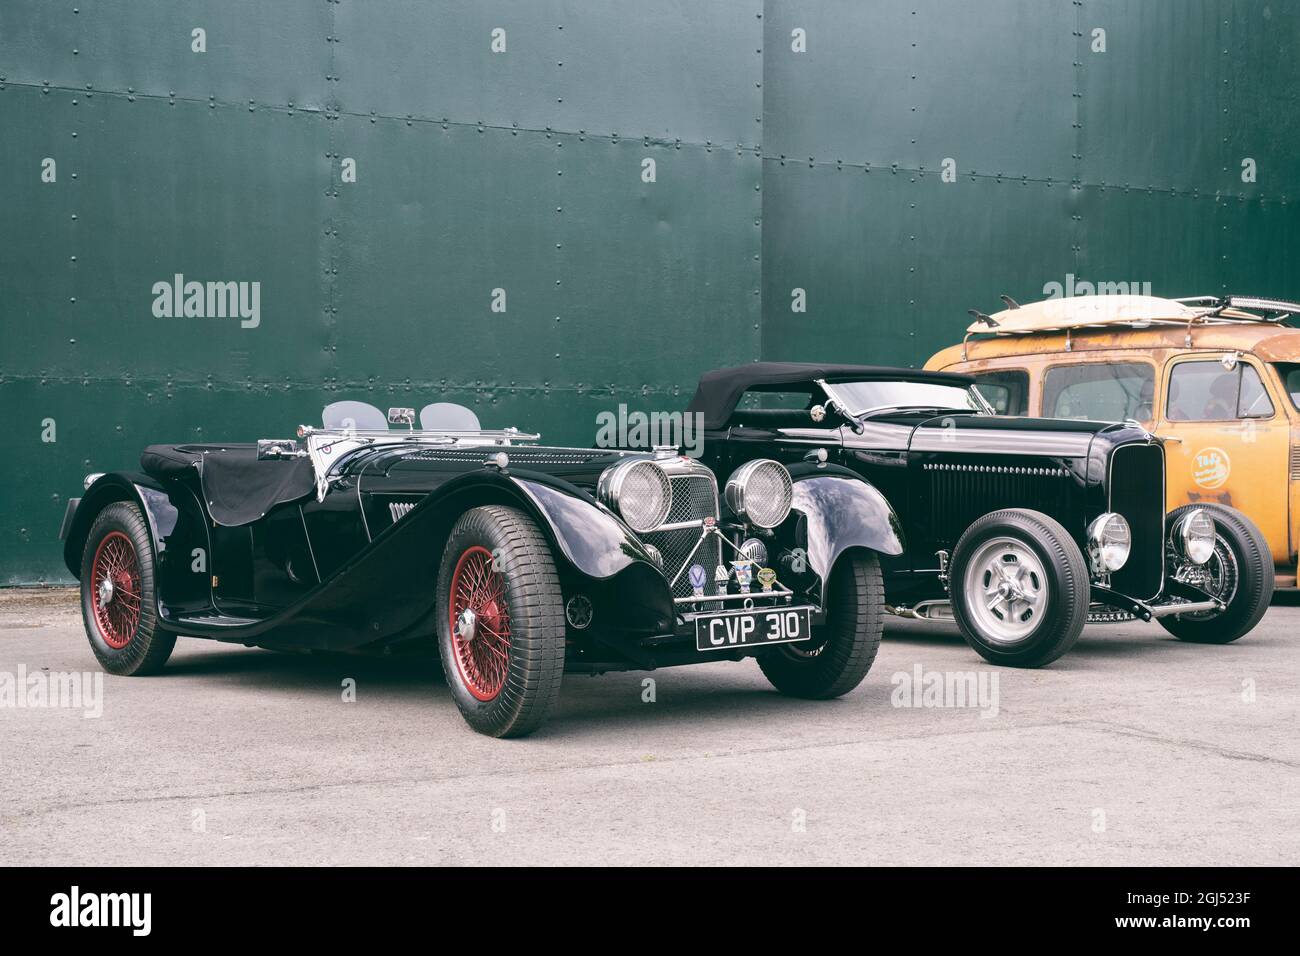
left=0, top=587, right=1295, bottom=866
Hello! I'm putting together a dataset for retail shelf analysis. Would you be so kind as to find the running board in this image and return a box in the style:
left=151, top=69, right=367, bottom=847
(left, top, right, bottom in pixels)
left=166, top=610, right=266, bottom=631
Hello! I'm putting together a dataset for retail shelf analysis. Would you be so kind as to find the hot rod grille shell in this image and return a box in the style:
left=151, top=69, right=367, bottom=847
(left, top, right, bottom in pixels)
left=1106, top=442, right=1165, bottom=601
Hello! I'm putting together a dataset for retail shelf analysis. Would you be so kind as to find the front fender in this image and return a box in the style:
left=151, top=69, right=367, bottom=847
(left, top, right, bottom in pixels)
left=508, top=472, right=662, bottom=580
left=788, top=464, right=905, bottom=602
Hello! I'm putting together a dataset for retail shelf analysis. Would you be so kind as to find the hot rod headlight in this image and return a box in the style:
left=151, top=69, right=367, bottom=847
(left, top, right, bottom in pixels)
left=1174, top=508, right=1215, bottom=565
left=596, top=459, right=671, bottom=533
left=724, top=459, right=793, bottom=529
left=1087, top=512, right=1131, bottom=572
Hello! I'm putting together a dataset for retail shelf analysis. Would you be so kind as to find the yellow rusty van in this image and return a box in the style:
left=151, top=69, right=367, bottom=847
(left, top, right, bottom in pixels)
left=927, top=295, right=1300, bottom=589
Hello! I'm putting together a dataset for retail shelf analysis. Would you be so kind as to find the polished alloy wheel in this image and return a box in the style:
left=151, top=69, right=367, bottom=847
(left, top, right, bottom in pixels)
left=448, top=545, right=512, bottom=701
left=962, top=536, right=1049, bottom=645
left=91, top=530, right=142, bottom=649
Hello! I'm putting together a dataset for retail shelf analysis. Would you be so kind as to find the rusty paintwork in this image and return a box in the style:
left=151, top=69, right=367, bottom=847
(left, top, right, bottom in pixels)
left=927, top=312, right=1300, bottom=588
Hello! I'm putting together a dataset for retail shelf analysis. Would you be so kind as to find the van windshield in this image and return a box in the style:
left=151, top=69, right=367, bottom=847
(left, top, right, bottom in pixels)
left=1276, top=364, right=1300, bottom=410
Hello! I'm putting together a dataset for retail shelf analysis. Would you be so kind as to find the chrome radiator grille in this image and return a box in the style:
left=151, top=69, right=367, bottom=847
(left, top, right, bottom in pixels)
left=643, top=471, right=721, bottom=599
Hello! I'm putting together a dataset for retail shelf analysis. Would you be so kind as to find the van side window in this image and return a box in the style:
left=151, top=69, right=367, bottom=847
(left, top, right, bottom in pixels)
left=1167, top=361, right=1274, bottom=422
left=1042, top=363, right=1155, bottom=423
left=1237, top=365, right=1275, bottom=418
left=969, top=370, right=1029, bottom=415
left=1276, top=363, right=1300, bottom=410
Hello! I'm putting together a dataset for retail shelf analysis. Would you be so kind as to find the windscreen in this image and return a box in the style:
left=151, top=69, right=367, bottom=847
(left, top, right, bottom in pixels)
left=827, top=380, right=983, bottom=416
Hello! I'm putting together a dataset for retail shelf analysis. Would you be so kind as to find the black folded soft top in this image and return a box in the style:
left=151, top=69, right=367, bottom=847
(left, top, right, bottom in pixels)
left=141, top=443, right=315, bottom=527
left=684, top=362, right=974, bottom=430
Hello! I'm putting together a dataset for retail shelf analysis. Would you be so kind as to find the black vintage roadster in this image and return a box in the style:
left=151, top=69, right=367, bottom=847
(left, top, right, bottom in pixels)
left=60, top=398, right=894, bottom=737
left=688, top=363, right=1273, bottom=667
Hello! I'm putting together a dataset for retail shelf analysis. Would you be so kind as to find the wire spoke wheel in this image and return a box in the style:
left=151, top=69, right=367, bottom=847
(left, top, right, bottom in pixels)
left=448, top=545, right=512, bottom=702
left=435, top=506, right=565, bottom=737
left=91, top=530, right=142, bottom=649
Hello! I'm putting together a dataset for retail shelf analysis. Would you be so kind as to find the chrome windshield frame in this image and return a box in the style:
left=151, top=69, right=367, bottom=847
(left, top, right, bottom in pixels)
left=816, top=378, right=993, bottom=419
left=293, top=425, right=541, bottom=501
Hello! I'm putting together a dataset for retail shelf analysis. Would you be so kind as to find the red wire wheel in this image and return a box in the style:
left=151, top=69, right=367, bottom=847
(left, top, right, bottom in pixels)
left=447, top=545, right=512, bottom=701
left=90, top=530, right=143, bottom=650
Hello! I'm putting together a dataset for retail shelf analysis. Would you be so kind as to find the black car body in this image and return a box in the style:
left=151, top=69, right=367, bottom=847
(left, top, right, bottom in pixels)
left=60, top=399, right=896, bottom=736
left=687, top=363, right=1274, bottom=666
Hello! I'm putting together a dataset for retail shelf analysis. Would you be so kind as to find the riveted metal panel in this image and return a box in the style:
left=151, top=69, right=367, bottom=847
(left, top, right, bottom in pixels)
left=334, top=0, right=763, bottom=146
left=327, top=116, right=759, bottom=395
left=1079, top=0, right=1300, bottom=197
left=1072, top=186, right=1227, bottom=295
left=0, top=0, right=331, bottom=109
left=1, top=88, right=332, bottom=385
left=761, top=162, right=1076, bottom=365
left=763, top=0, right=1076, bottom=180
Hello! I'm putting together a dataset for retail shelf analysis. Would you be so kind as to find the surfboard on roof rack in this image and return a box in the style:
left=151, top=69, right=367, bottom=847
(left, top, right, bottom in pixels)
left=964, top=294, right=1300, bottom=337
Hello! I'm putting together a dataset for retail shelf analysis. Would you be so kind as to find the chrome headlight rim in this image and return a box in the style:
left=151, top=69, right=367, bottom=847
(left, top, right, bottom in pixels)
left=596, top=458, right=672, bottom=534
left=1174, top=508, right=1216, bottom=566
left=724, top=459, right=793, bottom=530
left=1087, top=512, right=1132, bottom=573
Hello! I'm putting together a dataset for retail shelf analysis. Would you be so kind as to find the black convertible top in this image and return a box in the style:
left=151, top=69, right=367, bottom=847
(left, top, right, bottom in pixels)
left=685, top=362, right=975, bottom=430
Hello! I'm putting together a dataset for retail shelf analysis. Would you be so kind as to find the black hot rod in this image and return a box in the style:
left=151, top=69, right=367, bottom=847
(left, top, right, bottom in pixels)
left=60, top=399, right=896, bottom=737
left=687, top=363, right=1273, bottom=667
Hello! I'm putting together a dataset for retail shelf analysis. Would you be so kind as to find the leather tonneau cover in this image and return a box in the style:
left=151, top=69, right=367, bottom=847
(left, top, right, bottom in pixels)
left=140, top=443, right=315, bottom=526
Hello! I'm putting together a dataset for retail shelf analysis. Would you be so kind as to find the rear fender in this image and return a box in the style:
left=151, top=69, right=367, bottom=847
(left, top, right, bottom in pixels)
left=62, top=473, right=181, bottom=578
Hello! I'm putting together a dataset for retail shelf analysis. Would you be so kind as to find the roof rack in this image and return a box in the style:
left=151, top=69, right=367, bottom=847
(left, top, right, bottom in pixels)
left=1173, top=295, right=1300, bottom=320
left=958, top=293, right=1300, bottom=359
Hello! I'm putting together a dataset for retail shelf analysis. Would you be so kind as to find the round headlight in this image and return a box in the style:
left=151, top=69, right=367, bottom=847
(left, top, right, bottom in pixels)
left=739, top=537, right=769, bottom=567
left=724, top=459, right=793, bottom=529
left=1087, top=512, right=1131, bottom=572
left=597, top=459, right=671, bottom=533
left=1175, top=508, right=1216, bottom=565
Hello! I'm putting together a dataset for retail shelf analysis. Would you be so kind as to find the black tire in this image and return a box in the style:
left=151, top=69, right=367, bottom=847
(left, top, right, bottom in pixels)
left=435, top=505, right=565, bottom=738
left=949, top=509, right=1088, bottom=668
left=1159, top=503, right=1273, bottom=644
left=757, top=551, right=883, bottom=699
left=79, top=501, right=176, bottom=676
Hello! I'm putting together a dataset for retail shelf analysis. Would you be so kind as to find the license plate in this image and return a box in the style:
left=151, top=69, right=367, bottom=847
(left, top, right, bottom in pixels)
left=695, top=606, right=813, bottom=652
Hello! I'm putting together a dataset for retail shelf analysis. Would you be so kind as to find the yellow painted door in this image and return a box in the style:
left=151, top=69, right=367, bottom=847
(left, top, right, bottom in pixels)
left=1155, top=353, right=1291, bottom=565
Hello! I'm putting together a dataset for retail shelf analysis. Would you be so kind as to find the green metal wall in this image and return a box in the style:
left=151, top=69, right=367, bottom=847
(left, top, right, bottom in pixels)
left=2, top=1, right=1296, bottom=583
left=761, top=0, right=1300, bottom=364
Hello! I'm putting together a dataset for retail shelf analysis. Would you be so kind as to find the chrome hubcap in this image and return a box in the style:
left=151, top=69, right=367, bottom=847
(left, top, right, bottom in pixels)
left=455, top=607, right=477, bottom=642
left=964, top=537, right=1049, bottom=645
left=97, top=576, right=115, bottom=607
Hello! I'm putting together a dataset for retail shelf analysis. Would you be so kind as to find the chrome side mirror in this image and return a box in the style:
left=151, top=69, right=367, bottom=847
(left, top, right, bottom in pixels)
left=809, top=404, right=827, bottom=423
left=387, top=407, right=416, bottom=426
